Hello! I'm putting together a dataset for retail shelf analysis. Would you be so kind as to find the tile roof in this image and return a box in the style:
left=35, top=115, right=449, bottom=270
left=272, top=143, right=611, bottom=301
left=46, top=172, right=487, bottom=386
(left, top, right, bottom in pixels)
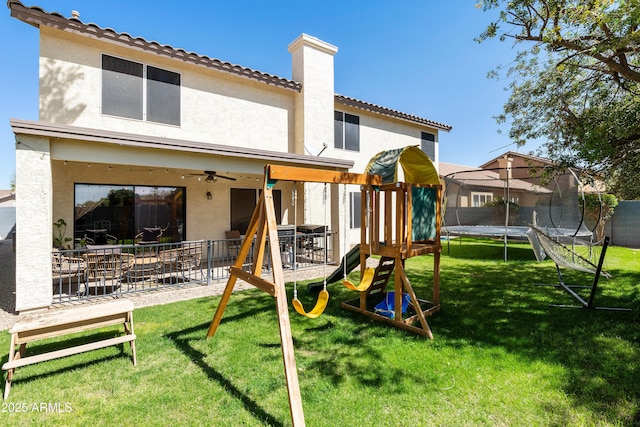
left=335, top=95, right=452, bottom=131
left=7, top=0, right=301, bottom=91
left=479, top=151, right=555, bottom=169
left=438, top=162, right=481, bottom=177
left=439, top=162, right=551, bottom=194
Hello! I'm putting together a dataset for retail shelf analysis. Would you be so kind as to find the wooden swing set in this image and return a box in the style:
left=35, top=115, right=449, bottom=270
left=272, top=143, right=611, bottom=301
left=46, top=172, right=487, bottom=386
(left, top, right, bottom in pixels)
left=206, top=163, right=442, bottom=426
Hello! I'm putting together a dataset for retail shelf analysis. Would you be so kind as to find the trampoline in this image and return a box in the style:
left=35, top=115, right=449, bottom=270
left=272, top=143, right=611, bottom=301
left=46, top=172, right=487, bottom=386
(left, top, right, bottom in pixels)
left=443, top=225, right=593, bottom=239
left=442, top=159, right=602, bottom=260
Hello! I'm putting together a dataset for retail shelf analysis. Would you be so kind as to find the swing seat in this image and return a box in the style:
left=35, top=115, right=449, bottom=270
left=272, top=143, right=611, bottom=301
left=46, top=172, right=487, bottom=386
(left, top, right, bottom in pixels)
left=342, top=266, right=375, bottom=292
left=292, top=289, right=329, bottom=319
left=374, top=292, right=411, bottom=319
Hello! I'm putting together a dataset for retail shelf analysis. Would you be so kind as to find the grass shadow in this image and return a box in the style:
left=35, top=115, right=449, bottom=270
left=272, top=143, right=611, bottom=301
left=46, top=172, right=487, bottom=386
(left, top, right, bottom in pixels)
left=164, top=320, right=284, bottom=427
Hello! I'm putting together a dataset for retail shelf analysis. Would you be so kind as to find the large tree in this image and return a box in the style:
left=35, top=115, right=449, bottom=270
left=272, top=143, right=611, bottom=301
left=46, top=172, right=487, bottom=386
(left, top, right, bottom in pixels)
left=478, top=0, right=640, bottom=199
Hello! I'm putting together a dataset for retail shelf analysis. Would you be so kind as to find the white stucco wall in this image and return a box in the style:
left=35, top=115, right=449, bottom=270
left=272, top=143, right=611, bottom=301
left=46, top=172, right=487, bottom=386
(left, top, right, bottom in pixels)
left=15, top=135, right=53, bottom=311
left=39, top=26, right=295, bottom=153
left=326, top=106, right=441, bottom=173
left=287, top=34, right=343, bottom=253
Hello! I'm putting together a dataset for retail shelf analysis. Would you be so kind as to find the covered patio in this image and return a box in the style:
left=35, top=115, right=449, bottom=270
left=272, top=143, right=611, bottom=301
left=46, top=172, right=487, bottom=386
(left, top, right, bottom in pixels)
left=13, top=119, right=352, bottom=312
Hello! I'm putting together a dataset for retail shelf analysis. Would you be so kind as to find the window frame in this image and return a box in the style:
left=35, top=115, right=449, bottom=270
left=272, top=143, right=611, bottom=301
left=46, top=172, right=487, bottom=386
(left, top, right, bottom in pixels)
left=334, top=111, right=360, bottom=152
left=421, top=132, right=436, bottom=161
left=471, top=192, right=494, bottom=207
left=349, top=191, right=362, bottom=229
left=73, top=183, right=186, bottom=245
left=101, top=54, right=181, bottom=126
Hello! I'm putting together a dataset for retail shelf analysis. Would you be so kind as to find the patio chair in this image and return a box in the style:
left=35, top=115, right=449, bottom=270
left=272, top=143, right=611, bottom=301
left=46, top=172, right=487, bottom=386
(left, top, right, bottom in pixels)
left=127, top=251, right=162, bottom=286
left=158, top=247, right=182, bottom=283
left=83, top=252, right=135, bottom=295
left=178, top=243, right=202, bottom=281
left=158, top=243, right=203, bottom=283
left=52, top=251, right=85, bottom=295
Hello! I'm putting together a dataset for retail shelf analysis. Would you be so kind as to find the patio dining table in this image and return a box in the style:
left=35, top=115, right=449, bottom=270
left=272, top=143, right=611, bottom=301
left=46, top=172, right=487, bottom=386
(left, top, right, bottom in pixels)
left=127, top=254, right=161, bottom=287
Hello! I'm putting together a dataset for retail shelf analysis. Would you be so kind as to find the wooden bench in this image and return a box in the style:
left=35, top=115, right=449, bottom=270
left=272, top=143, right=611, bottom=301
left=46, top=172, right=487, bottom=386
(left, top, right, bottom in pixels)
left=2, top=300, right=137, bottom=399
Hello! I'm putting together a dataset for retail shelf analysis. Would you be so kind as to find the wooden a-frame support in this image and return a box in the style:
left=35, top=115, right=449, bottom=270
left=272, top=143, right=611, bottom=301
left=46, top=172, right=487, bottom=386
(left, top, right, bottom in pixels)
left=206, top=165, right=381, bottom=427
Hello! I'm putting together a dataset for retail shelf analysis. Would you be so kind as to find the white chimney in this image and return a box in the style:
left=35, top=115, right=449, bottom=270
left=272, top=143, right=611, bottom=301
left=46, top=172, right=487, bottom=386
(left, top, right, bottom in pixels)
left=288, top=34, right=338, bottom=155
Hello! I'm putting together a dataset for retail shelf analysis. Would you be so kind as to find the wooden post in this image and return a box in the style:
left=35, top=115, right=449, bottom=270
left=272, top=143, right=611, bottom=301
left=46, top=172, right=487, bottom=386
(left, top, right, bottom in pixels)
left=207, top=184, right=306, bottom=426
left=207, top=193, right=264, bottom=338
left=263, top=186, right=306, bottom=426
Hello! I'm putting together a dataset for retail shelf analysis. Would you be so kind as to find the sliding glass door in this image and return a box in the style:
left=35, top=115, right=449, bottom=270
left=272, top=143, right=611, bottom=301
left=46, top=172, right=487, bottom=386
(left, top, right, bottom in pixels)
left=74, top=184, right=185, bottom=245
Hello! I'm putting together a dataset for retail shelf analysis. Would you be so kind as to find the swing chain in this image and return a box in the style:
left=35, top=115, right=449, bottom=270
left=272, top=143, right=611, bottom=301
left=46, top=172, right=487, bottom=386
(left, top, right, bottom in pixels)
left=343, top=184, right=349, bottom=279
left=322, top=183, right=328, bottom=289
left=292, top=183, right=298, bottom=299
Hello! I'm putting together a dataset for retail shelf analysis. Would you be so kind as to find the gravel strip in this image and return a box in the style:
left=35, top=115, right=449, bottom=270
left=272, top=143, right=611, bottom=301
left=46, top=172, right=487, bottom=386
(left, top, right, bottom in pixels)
left=0, top=239, right=329, bottom=331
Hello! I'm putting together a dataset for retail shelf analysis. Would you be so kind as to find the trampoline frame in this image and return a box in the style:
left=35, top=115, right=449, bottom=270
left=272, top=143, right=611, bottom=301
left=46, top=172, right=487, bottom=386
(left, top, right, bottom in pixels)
left=442, top=165, right=602, bottom=261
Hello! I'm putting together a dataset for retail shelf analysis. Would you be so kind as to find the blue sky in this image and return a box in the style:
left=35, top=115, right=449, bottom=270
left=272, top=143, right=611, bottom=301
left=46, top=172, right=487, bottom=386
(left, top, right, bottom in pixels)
left=0, top=0, right=538, bottom=189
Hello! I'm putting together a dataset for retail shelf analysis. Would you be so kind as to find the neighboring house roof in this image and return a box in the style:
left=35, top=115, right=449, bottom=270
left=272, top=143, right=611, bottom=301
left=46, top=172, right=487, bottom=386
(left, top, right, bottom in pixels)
left=439, top=162, right=551, bottom=194
left=335, top=95, right=452, bottom=132
left=10, top=119, right=354, bottom=170
left=479, top=151, right=554, bottom=169
left=439, top=162, right=479, bottom=178
left=8, top=1, right=452, bottom=132
left=478, top=151, right=606, bottom=192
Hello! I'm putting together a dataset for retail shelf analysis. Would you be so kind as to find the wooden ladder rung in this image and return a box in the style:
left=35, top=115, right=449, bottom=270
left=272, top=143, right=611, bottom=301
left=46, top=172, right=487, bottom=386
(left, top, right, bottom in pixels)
left=3, top=334, right=136, bottom=370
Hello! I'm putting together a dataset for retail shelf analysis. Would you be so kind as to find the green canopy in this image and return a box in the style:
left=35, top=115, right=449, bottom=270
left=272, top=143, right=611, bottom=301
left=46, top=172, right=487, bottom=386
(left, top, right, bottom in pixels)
left=364, top=146, right=439, bottom=185
left=364, top=146, right=440, bottom=241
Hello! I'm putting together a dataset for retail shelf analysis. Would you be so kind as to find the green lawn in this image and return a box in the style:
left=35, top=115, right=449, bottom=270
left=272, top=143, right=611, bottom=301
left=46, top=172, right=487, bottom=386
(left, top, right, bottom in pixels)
left=2, top=238, right=639, bottom=426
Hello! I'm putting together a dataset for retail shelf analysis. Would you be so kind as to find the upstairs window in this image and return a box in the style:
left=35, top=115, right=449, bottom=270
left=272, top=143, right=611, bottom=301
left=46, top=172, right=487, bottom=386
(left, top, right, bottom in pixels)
left=102, top=55, right=143, bottom=120
left=102, top=55, right=181, bottom=126
left=334, top=111, right=360, bottom=151
left=421, top=132, right=436, bottom=160
left=147, top=66, right=181, bottom=125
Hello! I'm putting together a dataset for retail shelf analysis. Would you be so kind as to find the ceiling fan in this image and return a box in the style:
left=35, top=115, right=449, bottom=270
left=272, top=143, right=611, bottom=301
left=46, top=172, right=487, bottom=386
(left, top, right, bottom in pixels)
left=190, top=170, right=237, bottom=182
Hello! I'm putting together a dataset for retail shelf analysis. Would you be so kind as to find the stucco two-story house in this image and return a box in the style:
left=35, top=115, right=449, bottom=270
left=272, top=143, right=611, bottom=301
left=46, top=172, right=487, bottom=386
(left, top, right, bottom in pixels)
left=8, top=1, right=451, bottom=312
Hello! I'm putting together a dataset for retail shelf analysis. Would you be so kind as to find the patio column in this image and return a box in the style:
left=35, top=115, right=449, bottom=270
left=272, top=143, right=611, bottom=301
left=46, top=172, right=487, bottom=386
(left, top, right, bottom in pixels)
left=15, top=134, right=53, bottom=311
